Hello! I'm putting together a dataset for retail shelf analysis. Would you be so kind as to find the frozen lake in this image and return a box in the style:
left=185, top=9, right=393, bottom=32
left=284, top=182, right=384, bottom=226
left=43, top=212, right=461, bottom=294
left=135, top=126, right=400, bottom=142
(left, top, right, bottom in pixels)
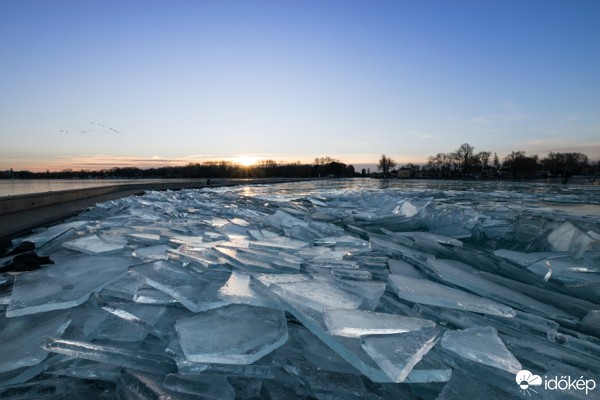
left=0, top=179, right=134, bottom=197
left=1, top=178, right=599, bottom=397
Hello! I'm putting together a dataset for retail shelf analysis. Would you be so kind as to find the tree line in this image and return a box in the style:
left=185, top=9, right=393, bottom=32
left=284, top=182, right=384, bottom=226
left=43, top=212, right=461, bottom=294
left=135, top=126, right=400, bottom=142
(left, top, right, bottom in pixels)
left=378, top=143, right=598, bottom=180
left=0, top=158, right=356, bottom=180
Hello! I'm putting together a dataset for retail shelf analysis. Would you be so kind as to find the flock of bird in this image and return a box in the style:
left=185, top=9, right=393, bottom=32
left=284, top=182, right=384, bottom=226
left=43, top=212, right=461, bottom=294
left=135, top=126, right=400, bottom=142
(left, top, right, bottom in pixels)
left=59, top=122, right=121, bottom=135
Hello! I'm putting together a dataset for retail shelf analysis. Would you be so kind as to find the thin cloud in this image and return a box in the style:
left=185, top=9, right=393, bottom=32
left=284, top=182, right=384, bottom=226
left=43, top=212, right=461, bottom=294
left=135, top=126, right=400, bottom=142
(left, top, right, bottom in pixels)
left=472, top=113, right=527, bottom=124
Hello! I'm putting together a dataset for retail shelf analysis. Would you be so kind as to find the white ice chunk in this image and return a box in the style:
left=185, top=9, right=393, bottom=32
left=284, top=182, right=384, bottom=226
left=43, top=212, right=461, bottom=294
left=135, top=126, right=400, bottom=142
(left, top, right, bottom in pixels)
left=7, top=256, right=135, bottom=317
left=324, top=309, right=436, bottom=337
left=441, top=326, right=522, bottom=373
left=176, top=304, right=288, bottom=364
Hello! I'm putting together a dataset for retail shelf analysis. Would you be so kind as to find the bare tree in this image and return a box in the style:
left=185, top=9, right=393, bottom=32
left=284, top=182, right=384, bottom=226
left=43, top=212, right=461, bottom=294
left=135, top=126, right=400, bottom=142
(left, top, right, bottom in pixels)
left=378, top=155, right=396, bottom=178
left=455, top=143, right=475, bottom=173
left=477, top=151, right=492, bottom=173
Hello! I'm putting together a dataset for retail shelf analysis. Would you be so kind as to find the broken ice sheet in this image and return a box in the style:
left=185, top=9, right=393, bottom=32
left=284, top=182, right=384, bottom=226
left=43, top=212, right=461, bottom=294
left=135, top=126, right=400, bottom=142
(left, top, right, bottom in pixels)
left=7, top=256, right=135, bottom=318
left=441, top=326, right=522, bottom=374
left=43, top=337, right=176, bottom=375
left=97, top=304, right=168, bottom=342
left=270, top=279, right=362, bottom=312
left=129, top=260, right=228, bottom=312
left=361, top=327, right=441, bottom=383
left=217, top=271, right=281, bottom=308
left=324, top=309, right=436, bottom=337
left=527, top=257, right=600, bottom=285
left=99, top=276, right=143, bottom=302
left=215, top=247, right=285, bottom=273
left=133, top=285, right=179, bottom=305
left=580, top=310, right=600, bottom=336
left=62, top=234, right=128, bottom=255
left=249, top=236, right=309, bottom=251
left=117, top=369, right=197, bottom=400
left=264, top=209, right=307, bottom=231
left=273, top=283, right=449, bottom=384
left=16, top=221, right=88, bottom=247
left=127, top=232, right=163, bottom=244
left=175, top=304, right=288, bottom=364
left=426, top=258, right=575, bottom=323
left=547, top=221, right=599, bottom=255
left=388, top=259, right=426, bottom=279
left=333, top=278, right=386, bottom=310
left=163, top=374, right=235, bottom=399
left=131, top=244, right=170, bottom=261
left=313, top=235, right=370, bottom=248
left=0, top=312, right=71, bottom=374
left=236, top=247, right=303, bottom=270
left=388, top=275, right=516, bottom=317
left=255, top=273, right=311, bottom=288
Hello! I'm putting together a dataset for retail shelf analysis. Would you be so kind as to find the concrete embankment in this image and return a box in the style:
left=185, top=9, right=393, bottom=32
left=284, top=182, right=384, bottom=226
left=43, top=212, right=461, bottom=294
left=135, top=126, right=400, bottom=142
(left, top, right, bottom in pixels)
left=0, top=178, right=315, bottom=240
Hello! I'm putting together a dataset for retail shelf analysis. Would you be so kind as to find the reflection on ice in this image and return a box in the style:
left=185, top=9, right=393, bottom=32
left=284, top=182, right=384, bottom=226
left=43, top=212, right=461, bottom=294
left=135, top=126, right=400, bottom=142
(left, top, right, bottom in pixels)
left=2, top=179, right=600, bottom=397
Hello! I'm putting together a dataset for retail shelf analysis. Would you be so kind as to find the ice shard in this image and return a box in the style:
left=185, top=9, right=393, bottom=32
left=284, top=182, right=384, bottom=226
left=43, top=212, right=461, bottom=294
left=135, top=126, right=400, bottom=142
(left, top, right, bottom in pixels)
left=217, top=271, right=282, bottom=308
left=7, top=256, right=135, bottom=317
left=441, top=326, right=522, bottom=373
left=361, top=328, right=441, bottom=382
left=426, top=258, right=575, bottom=323
left=163, top=374, right=235, bottom=399
left=324, top=308, right=436, bottom=337
left=388, top=274, right=516, bottom=317
left=388, top=258, right=426, bottom=279
left=128, top=260, right=224, bottom=312
left=270, top=279, right=363, bottom=312
left=43, top=337, right=177, bottom=375
left=62, top=234, right=128, bottom=255
left=175, top=304, right=288, bottom=364
left=0, top=312, right=71, bottom=374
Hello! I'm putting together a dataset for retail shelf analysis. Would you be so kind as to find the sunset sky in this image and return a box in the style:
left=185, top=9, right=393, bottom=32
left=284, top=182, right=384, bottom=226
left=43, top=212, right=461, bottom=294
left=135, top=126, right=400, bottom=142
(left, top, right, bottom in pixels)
left=1, top=0, right=599, bottom=172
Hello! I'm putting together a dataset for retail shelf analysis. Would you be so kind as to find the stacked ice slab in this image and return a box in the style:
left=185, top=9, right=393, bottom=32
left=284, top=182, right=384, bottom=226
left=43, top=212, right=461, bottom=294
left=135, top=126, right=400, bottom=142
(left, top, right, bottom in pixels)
left=1, top=179, right=599, bottom=399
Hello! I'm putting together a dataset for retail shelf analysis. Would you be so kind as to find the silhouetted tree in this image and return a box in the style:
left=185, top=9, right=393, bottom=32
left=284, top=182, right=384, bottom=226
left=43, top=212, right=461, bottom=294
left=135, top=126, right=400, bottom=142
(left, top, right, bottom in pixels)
left=541, top=152, right=588, bottom=179
left=456, top=143, right=475, bottom=173
left=503, top=151, right=539, bottom=178
left=378, top=155, right=396, bottom=178
left=477, top=151, right=492, bottom=174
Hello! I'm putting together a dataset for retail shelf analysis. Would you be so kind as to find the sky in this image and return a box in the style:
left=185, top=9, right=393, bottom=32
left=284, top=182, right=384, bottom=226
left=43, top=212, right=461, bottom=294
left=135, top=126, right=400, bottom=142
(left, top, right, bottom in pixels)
left=1, top=0, right=599, bottom=172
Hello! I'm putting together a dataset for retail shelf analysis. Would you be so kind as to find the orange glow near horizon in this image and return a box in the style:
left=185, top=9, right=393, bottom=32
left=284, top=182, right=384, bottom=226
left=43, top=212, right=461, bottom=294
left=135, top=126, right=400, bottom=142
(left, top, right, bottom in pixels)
left=3, top=153, right=434, bottom=173
left=232, top=156, right=261, bottom=167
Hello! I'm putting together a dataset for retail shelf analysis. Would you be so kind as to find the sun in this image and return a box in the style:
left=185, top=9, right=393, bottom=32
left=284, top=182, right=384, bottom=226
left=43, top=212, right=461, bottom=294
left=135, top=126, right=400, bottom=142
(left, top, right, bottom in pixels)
left=234, top=156, right=260, bottom=167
